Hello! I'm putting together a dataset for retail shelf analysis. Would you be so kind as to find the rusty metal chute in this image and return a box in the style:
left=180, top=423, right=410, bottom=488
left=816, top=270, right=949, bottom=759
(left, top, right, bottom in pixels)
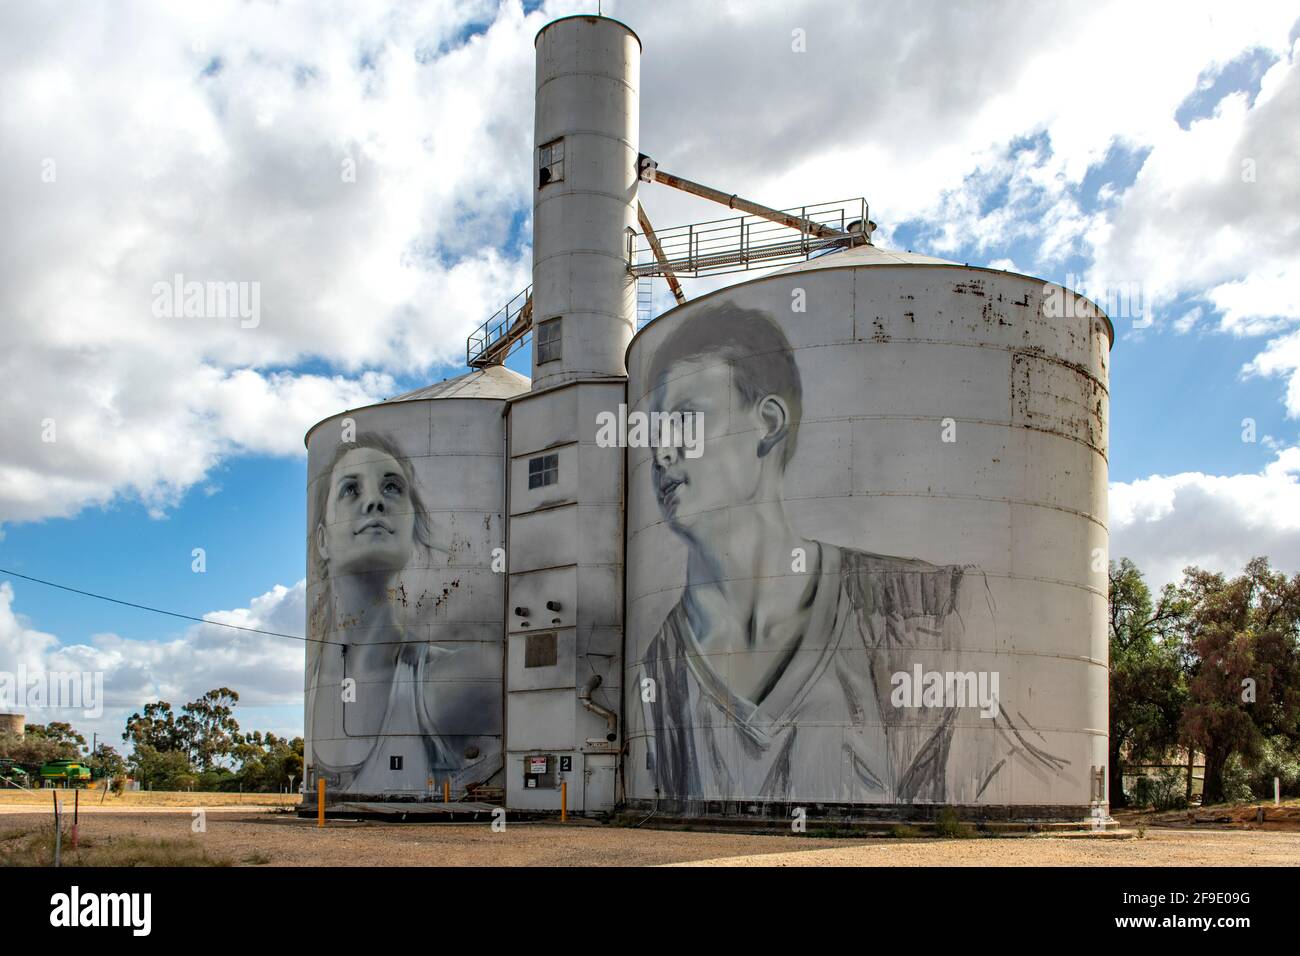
left=636, top=202, right=686, bottom=305
left=646, top=163, right=853, bottom=240
left=629, top=154, right=871, bottom=280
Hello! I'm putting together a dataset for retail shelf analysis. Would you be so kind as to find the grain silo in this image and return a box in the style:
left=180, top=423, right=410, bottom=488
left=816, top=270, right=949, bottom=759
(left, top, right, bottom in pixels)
left=622, top=244, right=1111, bottom=820
left=303, top=11, right=1112, bottom=825
left=0, top=712, right=24, bottom=738
left=303, top=365, right=528, bottom=802
left=498, top=14, right=638, bottom=814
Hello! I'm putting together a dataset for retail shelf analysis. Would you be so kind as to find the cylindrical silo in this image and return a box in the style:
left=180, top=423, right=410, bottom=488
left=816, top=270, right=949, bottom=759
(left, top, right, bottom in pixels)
left=303, top=365, right=528, bottom=800
left=622, top=243, right=1111, bottom=820
left=0, top=712, right=25, bottom=738
left=530, top=15, right=640, bottom=390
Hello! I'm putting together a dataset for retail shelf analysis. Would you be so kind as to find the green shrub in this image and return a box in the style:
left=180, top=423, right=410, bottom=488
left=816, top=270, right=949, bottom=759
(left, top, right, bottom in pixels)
left=1244, top=736, right=1300, bottom=799
left=1131, top=766, right=1188, bottom=810
left=934, top=807, right=972, bottom=838
left=1221, top=755, right=1255, bottom=803
left=1130, top=775, right=1157, bottom=807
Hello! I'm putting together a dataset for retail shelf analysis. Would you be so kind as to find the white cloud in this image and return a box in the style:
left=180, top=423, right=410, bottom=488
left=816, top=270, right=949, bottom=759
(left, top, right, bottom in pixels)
left=0, top=577, right=306, bottom=748
left=1244, top=327, right=1300, bottom=418
left=1109, top=447, right=1300, bottom=588
left=1174, top=305, right=1205, bottom=334
left=2, top=0, right=1299, bottom=561
left=0, top=0, right=536, bottom=526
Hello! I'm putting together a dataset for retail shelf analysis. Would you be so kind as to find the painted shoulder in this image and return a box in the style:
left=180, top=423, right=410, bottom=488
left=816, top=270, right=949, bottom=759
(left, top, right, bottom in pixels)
left=643, top=598, right=689, bottom=665
left=830, top=543, right=973, bottom=618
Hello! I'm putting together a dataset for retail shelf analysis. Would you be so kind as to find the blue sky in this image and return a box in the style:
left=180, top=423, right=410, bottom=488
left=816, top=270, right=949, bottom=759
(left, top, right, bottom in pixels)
left=2, top=0, right=1299, bottom=746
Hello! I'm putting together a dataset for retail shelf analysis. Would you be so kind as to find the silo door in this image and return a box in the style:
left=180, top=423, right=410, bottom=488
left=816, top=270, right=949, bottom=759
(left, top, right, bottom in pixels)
left=583, top=754, right=617, bottom=813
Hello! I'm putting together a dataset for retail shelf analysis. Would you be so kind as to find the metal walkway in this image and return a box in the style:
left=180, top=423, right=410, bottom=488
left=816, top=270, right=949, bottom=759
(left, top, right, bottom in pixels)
left=466, top=285, right=532, bottom=369
left=463, top=198, right=868, bottom=367
left=628, top=197, right=868, bottom=279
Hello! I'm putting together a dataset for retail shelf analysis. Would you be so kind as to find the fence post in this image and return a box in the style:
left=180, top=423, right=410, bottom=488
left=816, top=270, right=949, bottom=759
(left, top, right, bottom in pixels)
left=53, top=792, right=62, bottom=867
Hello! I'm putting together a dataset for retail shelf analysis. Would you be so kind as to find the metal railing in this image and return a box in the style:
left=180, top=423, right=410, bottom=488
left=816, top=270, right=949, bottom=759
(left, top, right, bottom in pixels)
left=628, top=198, right=868, bottom=279
left=466, top=284, right=533, bottom=368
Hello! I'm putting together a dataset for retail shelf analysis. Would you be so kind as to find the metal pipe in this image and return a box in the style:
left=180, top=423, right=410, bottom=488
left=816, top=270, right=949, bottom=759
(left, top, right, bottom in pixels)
left=500, top=399, right=511, bottom=800
left=650, top=167, right=848, bottom=239
left=579, top=673, right=618, bottom=742
left=636, top=202, right=686, bottom=305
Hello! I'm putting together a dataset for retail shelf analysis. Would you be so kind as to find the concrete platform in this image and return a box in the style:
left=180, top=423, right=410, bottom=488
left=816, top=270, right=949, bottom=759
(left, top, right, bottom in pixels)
left=298, top=801, right=505, bottom=822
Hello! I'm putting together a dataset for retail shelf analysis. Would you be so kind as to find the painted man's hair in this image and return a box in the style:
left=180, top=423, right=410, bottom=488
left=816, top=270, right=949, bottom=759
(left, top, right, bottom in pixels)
left=646, top=303, right=803, bottom=464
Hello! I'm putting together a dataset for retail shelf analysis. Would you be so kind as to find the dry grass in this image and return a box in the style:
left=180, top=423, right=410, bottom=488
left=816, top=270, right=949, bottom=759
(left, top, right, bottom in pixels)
left=5, top=810, right=1297, bottom=867
left=0, top=789, right=299, bottom=809
left=0, top=823, right=235, bottom=867
left=1116, top=797, right=1300, bottom=831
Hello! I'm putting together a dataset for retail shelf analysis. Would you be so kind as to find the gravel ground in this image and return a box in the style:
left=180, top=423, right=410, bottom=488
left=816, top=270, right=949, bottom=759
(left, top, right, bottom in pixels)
left=2, top=811, right=1297, bottom=866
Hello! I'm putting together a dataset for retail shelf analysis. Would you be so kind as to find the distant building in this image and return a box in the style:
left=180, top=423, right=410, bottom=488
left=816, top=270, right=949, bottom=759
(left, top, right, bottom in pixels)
left=0, top=712, right=25, bottom=739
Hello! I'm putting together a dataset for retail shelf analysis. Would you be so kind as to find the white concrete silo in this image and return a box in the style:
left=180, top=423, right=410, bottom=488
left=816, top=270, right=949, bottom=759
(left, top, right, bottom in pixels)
left=499, top=16, right=640, bottom=814
left=303, top=365, right=528, bottom=802
left=529, top=14, right=640, bottom=389
left=622, top=244, right=1112, bottom=820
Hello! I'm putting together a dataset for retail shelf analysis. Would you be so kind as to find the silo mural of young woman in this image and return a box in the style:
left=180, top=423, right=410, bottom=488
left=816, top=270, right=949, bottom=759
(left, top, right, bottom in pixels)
left=305, top=432, right=498, bottom=797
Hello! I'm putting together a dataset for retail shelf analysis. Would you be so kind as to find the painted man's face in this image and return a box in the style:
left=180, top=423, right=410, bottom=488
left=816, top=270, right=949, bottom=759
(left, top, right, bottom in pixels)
left=650, top=358, right=768, bottom=538
left=318, top=447, right=418, bottom=575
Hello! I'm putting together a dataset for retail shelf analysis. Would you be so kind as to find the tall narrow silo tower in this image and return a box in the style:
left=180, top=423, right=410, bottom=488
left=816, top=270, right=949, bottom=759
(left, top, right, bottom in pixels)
left=529, top=15, right=640, bottom=388
left=502, top=16, right=639, bottom=813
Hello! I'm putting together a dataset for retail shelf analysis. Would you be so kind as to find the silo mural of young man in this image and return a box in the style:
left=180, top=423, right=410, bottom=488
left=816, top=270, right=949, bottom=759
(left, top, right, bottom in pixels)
left=635, top=303, right=1071, bottom=806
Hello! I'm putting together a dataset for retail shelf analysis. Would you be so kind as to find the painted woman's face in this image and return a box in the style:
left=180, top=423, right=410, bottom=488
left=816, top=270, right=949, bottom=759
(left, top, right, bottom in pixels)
left=318, top=447, right=418, bottom=576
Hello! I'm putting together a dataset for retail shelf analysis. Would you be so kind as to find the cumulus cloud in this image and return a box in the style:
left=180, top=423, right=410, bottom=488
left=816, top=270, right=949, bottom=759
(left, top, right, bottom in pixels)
left=0, top=577, right=306, bottom=747
left=3, top=0, right=1300, bottom=578
left=1245, top=327, right=1300, bottom=417
left=0, top=0, right=536, bottom=527
left=1109, top=447, right=1300, bottom=588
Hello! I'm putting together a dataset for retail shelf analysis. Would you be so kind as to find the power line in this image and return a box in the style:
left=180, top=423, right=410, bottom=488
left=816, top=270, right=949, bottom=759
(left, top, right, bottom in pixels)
left=0, top=567, right=339, bottom=647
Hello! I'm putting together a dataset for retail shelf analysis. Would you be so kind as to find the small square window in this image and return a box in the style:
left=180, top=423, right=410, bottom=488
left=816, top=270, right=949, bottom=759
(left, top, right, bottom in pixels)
left=524, top=632, right=558, bottom=668
left=528, top=452, right=559, bottom=489
left=536, top=316, right=561, bottom=364
left=538, top=138, right=564, bottom=188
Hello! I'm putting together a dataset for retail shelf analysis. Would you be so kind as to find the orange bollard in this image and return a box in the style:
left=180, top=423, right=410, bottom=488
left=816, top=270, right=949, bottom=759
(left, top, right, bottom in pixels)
left=317, top=778, right=326, bottom=828
left=561, top=781, right=567, bottom=822
left=443, top=779, right=450, bottom=803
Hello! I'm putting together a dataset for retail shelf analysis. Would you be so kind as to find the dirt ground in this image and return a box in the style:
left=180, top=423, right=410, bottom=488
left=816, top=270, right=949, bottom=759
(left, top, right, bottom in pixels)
left=1, top=810, right=1297, bottom=866
left=1117, top=802, right=1300, bottom=831
left=0, top=789, right=297, bottom=809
